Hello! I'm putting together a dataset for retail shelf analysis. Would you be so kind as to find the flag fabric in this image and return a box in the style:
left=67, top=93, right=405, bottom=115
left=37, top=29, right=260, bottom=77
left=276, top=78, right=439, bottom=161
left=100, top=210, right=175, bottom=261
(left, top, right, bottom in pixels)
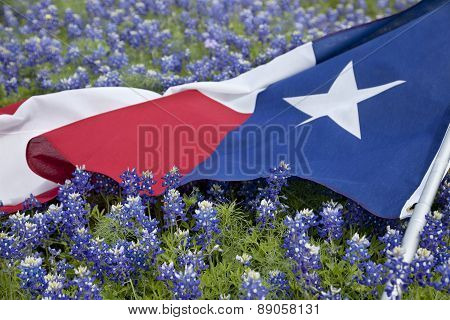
left=0, top=88, right=161, bottom=212
left=1, top=0, right=449, bottom=218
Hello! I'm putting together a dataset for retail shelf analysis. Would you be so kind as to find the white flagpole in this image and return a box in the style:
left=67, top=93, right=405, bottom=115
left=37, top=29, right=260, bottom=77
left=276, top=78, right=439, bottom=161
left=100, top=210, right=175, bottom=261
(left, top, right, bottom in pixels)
left=381, top=124, right=450, bottom=299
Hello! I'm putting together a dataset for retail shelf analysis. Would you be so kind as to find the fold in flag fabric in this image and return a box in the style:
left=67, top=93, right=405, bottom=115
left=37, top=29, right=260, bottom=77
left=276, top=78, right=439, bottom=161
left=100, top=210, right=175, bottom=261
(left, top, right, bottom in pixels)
left=1, top=0, right=449, bottom=219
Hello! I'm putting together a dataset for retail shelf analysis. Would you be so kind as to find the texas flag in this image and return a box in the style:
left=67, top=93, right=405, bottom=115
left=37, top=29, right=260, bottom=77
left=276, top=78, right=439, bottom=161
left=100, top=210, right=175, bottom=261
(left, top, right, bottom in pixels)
left=1, top=0, right=449, bottom=218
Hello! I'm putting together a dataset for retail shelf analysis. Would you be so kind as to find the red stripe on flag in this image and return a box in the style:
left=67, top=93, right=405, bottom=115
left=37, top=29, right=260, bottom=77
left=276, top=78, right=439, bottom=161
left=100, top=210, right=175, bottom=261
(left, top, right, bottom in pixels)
left=0, top=99, right=28, bottom=115
left=27, top=90, right=250, bottom=195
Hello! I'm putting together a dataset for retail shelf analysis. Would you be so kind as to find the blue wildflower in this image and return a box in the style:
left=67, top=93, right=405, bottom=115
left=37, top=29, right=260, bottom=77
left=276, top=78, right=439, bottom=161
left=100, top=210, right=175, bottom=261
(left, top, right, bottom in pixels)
left=318, top=200, right=344, bottom=240
left=379, top=226, right=403, bottom=255
left=410, top=248, right=435, bottom=287
left=162, top=166, right=183, bottom=190
left=344, top=233, right=371, bottom=265
left=240, top=269, right=268, bottom=300
left=419, top=211, right=447, bottom=264
left=319, top=286, right=343, bottom=300
left=71, top=165, right=93, bottom=195
left=256, top=198, right=277, bottom=229
left=236, top=253, right=252, bottom=267
left=357, top=261, right=386, bottom=288
left=42, top=273, right=67, bottom=300
left=268, top=270, right=290, bottom=297
left=431, top=259, right=449, bottom=292
left=120, top=168, right=141, bottom=197
left=22, top=194, right=42, bottom=211
left=172, top=264, right=202, bottom=300
left=162, top=188, right=186, bottom=229
left=157, top=261, right=176, bottom=282
left=18, top=255, right=47, bottom=298
left=192, top=200, right=220, bottom=247
left=383, top=247, right=412, bottom=300
left=0, top=232, right=21, bottom=260
left=71, top=266, right=102, bottom=300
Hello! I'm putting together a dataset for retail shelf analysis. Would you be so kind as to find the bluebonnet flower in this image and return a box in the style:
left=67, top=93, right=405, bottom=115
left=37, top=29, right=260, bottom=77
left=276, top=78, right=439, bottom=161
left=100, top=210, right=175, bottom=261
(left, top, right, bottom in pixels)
left=120, top=168, right=141, bottom=197
left=22, top=194, right=42, bottom=211
left=18, top=255, right=47, bottom=298
left=159, top=54, right=183, bottom=73
left=283, top=212, right=309, bottom=242
left=108, top=50, right=128, bottom=70
left=94, top=70, right=122, bottom=87
left=297, top=208, right=318, bottom=230
left=0, top=232, right=21, bottom=260
left=379, top=226, right=403, bottom=255
left=71, top=165, right=93, bottom=195
left=139, top=225, right=163, bottom=263
left=71, top=266, right=102, bottom=300
left=419, top=211, right=447, bottom=264
left=282, top=212, right=322, bottom=280
left=431, top=259, right=449, bottom=292
left=192, top=200, right=220, bottom=247
left=410, top=248, right=434, bottom=287
left=357, top=261, right=386, bottom=288
left=319, top=286, right=343, bottom=300
left=4, top=77, right=18, bottom=94
left=256, top=199, right=277, bottom=229
left=92, top=173, right=119, bottom=195
left=172, top=264, right=202, bottom=300
left=85, top=23, right=104, bottom=40
left=303, top=271, right=323, bottom=294
left=3, top=5, right=19, bottom=27
left=103, top=241, right=134, bottom=283
left=206, top=181, right=228, bottom=202
left=128, top=64, right=147, bottom=75
left=55, top=67, right=90, bottom=91
left=173, top=228, right=193, bottom=250
left=240, top=269, right=268, bottom=300
left=7, top=211, right=51, bottom=250
left=67, top=23, right=83, bottom=38
left=36, top=69, right=54, bottom=90
left=318, top=200, right=344, bottom=240
left=42, top=272, right=67, bottom=300
left=284, top=216, right=321, bottom=276
left=110, top=196, right=144, bottom=230
left=162, top=166, right=183, bottom=190
left=344, top=233, right=371, bottom=265
left=64, top=8, right=83, bottom=27
left=178, top=250, right=208, bottom=272
left=253, top=161, right=291, bottom=212
left=266, top=161, right=291, bottom=193
left=141, top=171, right=157, bottom=192
left=268, top=270, right=290, bottom=297
left=162, top=188, right=186, bottom=228
left=140, top=170, right=157, bottom=204
left=290, top=31, right=304, bottom=48
left=158, top=261, right=202, bottom=300
left=157, top=261, right=176, bottom=282
left=58, top=190, right=88, bottom=236
left=40, top=36, right=63, bottom=66
left=383, top=247, right=412, bottom=300
left=282, top=213, right=322, bottom=293
left=39, top=206, right=62, bottom=236
left=236, top=253, right=252, bottom=267
left=70, top=227, right=95, bottom=261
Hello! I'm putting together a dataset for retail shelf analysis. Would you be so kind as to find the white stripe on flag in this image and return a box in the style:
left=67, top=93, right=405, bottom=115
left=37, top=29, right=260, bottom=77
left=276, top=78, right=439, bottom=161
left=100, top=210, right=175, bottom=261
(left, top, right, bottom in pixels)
left=165, top=42, right=316, bottom=114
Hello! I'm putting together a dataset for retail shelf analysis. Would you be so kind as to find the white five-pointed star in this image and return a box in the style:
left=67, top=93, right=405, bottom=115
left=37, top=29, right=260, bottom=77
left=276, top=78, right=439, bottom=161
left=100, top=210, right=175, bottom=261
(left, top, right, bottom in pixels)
left=283, top=61, right=405, bottom=139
